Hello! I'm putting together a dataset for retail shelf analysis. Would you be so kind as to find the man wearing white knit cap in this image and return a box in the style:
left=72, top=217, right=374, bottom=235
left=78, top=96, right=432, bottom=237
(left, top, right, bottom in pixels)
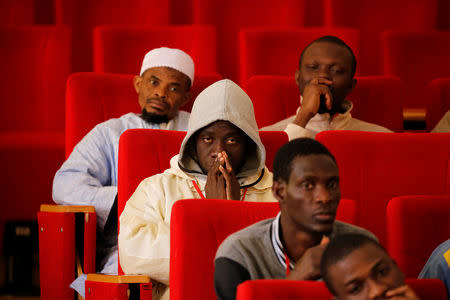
left=52, top=47, right=194, bottom=296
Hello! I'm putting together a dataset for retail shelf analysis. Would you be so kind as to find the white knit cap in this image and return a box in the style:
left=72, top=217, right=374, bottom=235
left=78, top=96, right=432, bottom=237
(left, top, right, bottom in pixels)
left=139, top=47, right=195, bottom=86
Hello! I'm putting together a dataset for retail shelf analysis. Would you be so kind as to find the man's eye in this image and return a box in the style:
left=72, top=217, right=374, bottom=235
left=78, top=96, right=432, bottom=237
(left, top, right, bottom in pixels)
left=306, top=64, right=318, bottom=70
left=170, top=86, right=178, bottom=92
left=150, top=80, right=158, bottom=85
left=327, top=180, right=339, bottom=189
left=226, top=137, right=238, bottom=144
left=348, top=284, right=362, bottom=295
left=202, top=137, right=212, bottom=143
left=302, top=181, right=314, bottom=190
left=377, top=265, right=390, bottom=277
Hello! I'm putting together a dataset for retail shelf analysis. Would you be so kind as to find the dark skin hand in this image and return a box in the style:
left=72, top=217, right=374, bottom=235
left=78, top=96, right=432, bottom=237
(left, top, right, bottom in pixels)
left=286, top=236, right=330, bottom=280
left=205, top=151, right=241, bottom=200
left=385, top=285, right=421, bottom=300
left=293, top=78, right=334, bottom=128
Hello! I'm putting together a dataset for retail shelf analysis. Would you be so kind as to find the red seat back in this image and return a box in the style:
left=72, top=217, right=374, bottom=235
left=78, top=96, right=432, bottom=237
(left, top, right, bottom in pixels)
left=426, top=78, right=450, bottom=131
left=170, top=198, right=356, bottom=300
left=0, top=26, right=71, bottom=132
left=0, top=0, right=34, bottom=25
left=192, top=0, right=305, bottom=82
left=246, top=75, right=404, bottom=131
left=93, top=25, right=217, bottom=75
left=65, top=72, right=222, bottom=157
left=236, top=279, right=447, bottom=300
left=382, top=31, right=450, bottom=110
left=316, top=131, right=450, bottom=245
left=239, top=27, right=359, bottom=83
left=55, top=0, right=169, bottom=71
left=387, top=195, right=450, bottom=277
left=326, top=0, right=438, bottom=75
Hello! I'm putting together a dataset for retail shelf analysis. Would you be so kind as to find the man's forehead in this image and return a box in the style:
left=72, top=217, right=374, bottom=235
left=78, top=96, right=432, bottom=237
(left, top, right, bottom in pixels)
left=302, top=42, right=352, bottom=63
left=292, top=154, right=338, bottom=173
left=198, top=120, right=242, bottom=134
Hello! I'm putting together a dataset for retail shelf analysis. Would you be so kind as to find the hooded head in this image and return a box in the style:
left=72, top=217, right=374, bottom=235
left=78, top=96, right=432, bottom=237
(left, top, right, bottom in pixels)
left=178, top=79, right=266, bottom=179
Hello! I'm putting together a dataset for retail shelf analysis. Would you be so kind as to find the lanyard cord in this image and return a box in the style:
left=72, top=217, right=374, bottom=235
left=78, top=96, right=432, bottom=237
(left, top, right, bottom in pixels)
left=192, top=180, right=247, bottom=201
left=284, top=251, right=290, bottom=277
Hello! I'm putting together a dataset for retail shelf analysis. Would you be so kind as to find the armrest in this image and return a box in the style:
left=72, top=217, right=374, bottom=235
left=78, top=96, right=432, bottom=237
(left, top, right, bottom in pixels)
left=85, top=274, right=152, bottom=300
left=87, top=274, right=151, bottom=283
left=403, top=108, right=426, bottom=122
left=38, top=204, right=97, bottom=299
left=40, top=204, right=95, bottom=213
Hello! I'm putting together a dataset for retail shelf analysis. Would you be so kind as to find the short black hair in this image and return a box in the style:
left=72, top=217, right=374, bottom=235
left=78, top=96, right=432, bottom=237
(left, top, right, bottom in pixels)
left=298, top=35, right=357, bottom=78
left=320, top=234, right=384, bottom=296
left=273, top=138, right=336, bottom=183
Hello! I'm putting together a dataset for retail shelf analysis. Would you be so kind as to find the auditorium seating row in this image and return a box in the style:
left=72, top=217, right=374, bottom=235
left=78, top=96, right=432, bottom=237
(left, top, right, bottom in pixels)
left=38, top=129, right=450, bottom=299
left=3, top=0, right=450, bottom=77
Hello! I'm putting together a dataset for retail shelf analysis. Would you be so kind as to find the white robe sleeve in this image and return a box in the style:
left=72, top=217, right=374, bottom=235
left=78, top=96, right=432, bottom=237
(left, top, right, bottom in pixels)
left=52, top=125, right=117, bottom=230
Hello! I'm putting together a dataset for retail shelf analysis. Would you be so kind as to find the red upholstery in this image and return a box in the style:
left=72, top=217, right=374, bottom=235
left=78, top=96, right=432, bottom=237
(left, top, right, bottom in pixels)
left=0, top=26, right=71, bottom=131
left=245, top=75, right=404, bottom=132
left=0, top=0, right=34, bottom=24
left=426, top=78, right=450, bottom=131
left=38, top=210, right=96, bottom=300
left=93, top=25, right=217, bottom=75
left=387, top=195, right=450, bottom=277
left=65, top=72, right=222, bottom=157
left=325, top=0, right=438, bottom=75
left=239, top=27, right=359, bottom=83
left=316, top=131, right=450, bottom=245
left=54, top=0, right=169, bottom=72
left=192, top=0, right=305, bottom=82
left=236, top=279, right=447, bottom=300
left=170, top=198, right=356, bottom=300
left=382, top=31, right=450, bottom=109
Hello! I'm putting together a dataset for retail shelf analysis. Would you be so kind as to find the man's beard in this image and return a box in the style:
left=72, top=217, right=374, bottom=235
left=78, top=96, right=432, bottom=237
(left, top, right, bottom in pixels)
left=140, top=108, right=169, bottom=124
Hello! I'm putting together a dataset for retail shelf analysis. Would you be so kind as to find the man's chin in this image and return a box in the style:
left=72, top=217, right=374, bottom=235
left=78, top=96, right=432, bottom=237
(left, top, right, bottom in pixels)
left=141, top=109, right=170, bottom=124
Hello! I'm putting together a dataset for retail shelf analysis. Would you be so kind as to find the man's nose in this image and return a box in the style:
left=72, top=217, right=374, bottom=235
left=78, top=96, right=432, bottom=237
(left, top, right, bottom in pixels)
left=317, top=67, right=331, bottom=80
left=211, top=140, right=225, bottom=156
left=314, top=184, right=332, bottom=203
left=153, top=86, right=167, bottom=99
left=367, top=279, right=388, bottom=300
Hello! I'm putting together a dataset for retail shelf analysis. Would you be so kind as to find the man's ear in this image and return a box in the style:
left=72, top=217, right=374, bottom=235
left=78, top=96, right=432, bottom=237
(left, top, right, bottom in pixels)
left=272, top=179, right=286, bottom=204
left=294, top=69, right=301, bottom=88
left=133, top=75, right=143, bottom=94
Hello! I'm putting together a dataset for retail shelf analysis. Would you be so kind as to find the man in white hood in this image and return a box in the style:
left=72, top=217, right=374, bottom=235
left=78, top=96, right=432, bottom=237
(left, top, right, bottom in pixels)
left=119, top=79, right=275, bottom=299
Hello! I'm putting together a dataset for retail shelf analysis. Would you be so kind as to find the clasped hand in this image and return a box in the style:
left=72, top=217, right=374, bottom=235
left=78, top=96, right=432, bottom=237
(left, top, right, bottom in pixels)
left=205, top=151, right=241, bottom=200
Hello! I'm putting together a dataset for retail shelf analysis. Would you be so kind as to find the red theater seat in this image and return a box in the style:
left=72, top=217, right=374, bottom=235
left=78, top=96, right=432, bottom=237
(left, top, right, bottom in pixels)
left=93, top=25, right=217, bottom=75
left=55, top=0, right=169, bottom=72
left=0, top=25, right=69, bottom=254
left=383, top=31, right=450, bottom=110
left=0, top=0, right=34, bottom=24
left=236, top=279, right=447, bottom=300
left=316, top=131, right=450, bottom=245
left=325, top=0, right=438, bottom=75
left=192, top=0, right=305, bottom=82
left=245, top=75, right=404, bottom=132
left=239, top=27, right=359, bottom=83
left=427, top=78, right=450, bottom=131
left=387, top=195, right=450, bottom=277
left=65, top=72, right=222, bottom=157
left=0, top=26, right=71, bottom=131
left=170, top=198, right=356, bottom=300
